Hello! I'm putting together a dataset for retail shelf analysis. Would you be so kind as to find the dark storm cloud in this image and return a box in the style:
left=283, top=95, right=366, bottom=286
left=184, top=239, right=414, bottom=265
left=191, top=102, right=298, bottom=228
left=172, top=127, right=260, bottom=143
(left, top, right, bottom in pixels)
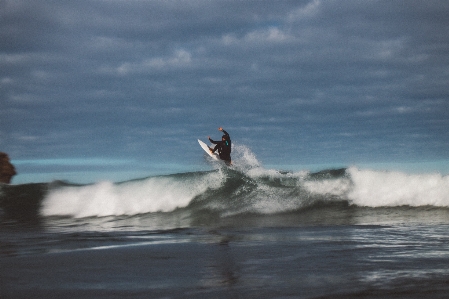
left=1, top=0, right=449, bottom=182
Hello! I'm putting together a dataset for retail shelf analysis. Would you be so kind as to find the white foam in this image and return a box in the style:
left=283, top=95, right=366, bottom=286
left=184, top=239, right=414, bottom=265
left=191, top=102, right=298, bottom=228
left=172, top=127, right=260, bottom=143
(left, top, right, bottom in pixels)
left=40, top=149, right=449, bottom=218
left=41, top=171, right=223, bottom=218
left=303, top=178, right=352, bottom=198
left=346, top=167, right=449, bottom=207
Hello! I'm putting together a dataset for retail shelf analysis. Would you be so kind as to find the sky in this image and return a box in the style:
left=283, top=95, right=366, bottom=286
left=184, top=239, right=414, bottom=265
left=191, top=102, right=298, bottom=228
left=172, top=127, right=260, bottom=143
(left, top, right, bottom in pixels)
left=1, top=0, right=449, bottom=184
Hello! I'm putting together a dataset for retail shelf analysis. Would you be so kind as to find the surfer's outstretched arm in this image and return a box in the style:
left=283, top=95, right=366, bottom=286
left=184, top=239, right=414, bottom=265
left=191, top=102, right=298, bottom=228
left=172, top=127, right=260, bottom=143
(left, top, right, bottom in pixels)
left=220, top=129, right=230, bottom=138
left=208, top=137, right=219, bottom=144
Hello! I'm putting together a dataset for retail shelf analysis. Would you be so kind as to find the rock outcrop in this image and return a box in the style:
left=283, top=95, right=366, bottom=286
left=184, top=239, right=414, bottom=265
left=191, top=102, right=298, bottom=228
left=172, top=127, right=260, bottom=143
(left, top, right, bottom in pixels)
left=0, top=152, right=16, bottom=184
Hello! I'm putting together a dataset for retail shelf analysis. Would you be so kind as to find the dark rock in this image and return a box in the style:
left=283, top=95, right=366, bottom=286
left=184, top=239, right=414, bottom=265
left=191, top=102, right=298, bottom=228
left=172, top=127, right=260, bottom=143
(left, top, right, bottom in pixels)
left=0, top=152, right=16, bottom=184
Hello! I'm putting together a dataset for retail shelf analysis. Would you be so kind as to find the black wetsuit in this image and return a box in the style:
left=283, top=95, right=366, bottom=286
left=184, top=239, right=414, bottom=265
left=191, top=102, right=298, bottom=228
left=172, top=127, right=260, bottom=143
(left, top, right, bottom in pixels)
left=209, top=129, right=231, bottom=165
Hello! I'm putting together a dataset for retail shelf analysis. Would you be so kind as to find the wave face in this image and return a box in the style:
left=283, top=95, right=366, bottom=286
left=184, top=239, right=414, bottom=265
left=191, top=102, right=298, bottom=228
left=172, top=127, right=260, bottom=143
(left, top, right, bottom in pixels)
left=1, top=146, right=449, bottom=220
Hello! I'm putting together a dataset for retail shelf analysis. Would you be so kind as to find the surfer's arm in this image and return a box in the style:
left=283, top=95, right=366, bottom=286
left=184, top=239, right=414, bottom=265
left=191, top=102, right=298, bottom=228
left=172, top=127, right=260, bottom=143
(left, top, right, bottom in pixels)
left=209, top=137, right=219, bottom=144
left=221, top=129, right=230, bottom=137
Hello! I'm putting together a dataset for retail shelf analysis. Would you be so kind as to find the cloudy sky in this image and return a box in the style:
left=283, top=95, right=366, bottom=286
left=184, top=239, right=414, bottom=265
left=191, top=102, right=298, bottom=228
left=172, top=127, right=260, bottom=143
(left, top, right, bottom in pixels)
left=1, top=0, right=449, bottom=183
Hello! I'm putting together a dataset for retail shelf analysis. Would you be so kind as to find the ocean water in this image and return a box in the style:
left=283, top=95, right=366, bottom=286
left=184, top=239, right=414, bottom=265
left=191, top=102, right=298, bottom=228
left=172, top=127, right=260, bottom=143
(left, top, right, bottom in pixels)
left=1, top=147, right=449, bottom=298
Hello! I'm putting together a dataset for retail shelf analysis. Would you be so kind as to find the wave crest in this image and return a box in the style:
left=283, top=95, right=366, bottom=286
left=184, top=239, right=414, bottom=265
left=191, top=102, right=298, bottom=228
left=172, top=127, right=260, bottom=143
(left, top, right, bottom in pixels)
left=35, top=146, right=449, bottom=218
left=346, top=167, right=449, bottom=207
left=41, top=171, right=224, bottom=218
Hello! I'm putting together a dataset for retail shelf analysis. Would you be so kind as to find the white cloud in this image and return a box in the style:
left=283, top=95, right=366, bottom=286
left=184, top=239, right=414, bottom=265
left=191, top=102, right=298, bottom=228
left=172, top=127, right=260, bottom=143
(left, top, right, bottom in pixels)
left=111, top=49, right=193, bottom=75
left=88, top=36, right=128, bottom=52
left=0, top=53, right=32, bottom=65
left=245, top=27, right=291, bottom=43
left=221, top=27, right=292, bottom=47
left=1, top=77, right=13, bottom=84
left=288, top=0, right=321, bottom=21
left=145, top=49, right=192, bottom=68
left=394, top=106, right=414, bottom=114
left=9, top=93, right=42, bottom=104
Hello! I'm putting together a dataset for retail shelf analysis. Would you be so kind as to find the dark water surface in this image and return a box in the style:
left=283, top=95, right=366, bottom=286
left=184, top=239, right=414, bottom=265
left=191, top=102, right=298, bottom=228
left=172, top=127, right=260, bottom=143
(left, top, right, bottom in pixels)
left=2, top=167, right=449, bottom=298
left=2, top=211, right=449, bottom=299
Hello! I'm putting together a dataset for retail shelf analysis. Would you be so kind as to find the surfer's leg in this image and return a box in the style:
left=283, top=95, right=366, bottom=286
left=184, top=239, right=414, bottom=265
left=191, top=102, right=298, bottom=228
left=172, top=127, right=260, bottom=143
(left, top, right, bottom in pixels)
left=210, top=145, right=219, bottom=153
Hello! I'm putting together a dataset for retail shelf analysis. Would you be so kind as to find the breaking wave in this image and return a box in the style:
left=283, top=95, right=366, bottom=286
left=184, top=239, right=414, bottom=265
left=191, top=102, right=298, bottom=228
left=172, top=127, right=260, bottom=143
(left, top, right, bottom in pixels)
left=1, top=145, right=449, bottom=220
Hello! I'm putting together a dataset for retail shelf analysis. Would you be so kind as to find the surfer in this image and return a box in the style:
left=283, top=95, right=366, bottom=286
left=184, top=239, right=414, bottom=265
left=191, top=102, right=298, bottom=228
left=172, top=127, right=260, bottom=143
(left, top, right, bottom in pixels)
left=208, top=127, right=232, bottom=165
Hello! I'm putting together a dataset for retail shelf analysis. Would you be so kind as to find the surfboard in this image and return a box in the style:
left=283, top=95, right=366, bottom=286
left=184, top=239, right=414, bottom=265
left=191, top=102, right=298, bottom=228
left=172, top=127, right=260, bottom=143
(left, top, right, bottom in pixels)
left=198, top=139, right=219, bottom=160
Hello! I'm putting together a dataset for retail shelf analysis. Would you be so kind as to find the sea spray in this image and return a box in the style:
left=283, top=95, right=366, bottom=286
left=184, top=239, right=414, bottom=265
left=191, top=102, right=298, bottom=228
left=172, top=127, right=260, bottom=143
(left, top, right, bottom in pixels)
left=231, top=144, right=261, bottom=171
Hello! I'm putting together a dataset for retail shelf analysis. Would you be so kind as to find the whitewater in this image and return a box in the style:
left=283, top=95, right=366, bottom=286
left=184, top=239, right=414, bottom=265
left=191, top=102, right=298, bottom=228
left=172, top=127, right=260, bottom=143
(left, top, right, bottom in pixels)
left=39, top=145, right=449, bottom=219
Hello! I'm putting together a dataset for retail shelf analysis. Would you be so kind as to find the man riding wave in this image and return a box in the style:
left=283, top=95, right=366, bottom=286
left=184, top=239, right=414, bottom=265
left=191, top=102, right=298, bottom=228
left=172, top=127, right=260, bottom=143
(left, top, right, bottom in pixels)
left=208, top=127, right=231, bottom=165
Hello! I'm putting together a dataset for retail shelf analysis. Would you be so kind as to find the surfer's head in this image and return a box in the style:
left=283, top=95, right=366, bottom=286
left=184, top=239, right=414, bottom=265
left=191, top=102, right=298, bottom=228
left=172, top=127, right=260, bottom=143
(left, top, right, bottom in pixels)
left=222, top=135, right=228, bottom=140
